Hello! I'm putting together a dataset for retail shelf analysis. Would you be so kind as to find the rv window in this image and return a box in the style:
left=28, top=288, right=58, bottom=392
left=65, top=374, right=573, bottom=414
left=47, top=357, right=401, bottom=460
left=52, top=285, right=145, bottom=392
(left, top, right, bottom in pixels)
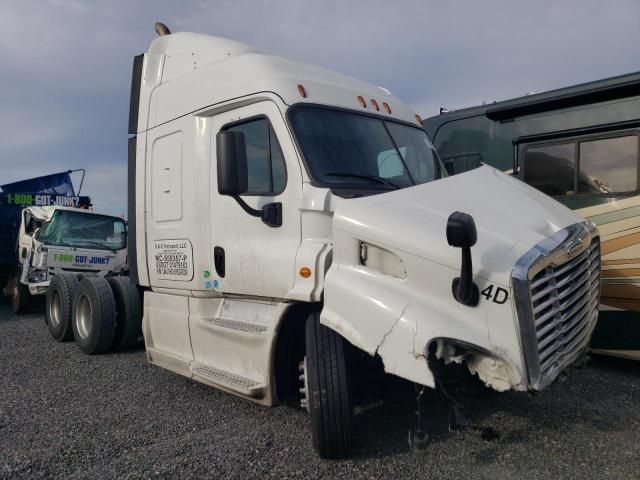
left=578, top=136, right=638, bottom=194
left=223, top=118, right=287, bottom=195
left=523, top=143, right=576, bottom=196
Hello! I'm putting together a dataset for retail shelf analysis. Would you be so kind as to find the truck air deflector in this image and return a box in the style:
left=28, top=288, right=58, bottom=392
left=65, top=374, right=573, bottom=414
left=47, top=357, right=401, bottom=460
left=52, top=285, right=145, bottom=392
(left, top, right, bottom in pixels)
left=128, top=54, right=144, bottom=135
left=127, top=136, right=138, bottom=285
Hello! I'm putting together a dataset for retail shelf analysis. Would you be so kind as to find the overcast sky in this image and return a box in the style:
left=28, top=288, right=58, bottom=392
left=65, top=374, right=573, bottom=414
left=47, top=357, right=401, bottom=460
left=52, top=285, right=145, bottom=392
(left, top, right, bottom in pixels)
left=2, top=0, right=639, bottom=215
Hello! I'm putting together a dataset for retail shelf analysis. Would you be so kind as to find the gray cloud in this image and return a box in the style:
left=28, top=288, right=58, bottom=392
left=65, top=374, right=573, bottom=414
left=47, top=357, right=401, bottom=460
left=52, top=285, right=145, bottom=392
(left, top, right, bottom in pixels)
left=1, top=0, right=639, bottom=215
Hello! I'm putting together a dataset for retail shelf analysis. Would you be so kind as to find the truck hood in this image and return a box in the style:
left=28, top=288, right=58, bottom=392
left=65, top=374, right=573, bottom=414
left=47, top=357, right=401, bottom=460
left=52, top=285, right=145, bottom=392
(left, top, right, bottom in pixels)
left=332, top=165, right=582, bottom=286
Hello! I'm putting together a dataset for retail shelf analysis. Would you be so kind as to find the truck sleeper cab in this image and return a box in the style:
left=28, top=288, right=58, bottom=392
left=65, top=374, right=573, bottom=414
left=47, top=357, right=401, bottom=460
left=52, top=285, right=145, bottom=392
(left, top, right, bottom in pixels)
left=118, top=26, right=601, bottom=458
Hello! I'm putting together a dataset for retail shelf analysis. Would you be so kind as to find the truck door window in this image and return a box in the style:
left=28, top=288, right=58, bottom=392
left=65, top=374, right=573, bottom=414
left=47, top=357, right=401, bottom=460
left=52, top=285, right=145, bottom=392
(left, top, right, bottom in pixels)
left=578, top=136, right=638, bottom=194
left=224, top=118, right=286, bottom=195
left=523, top=143, right=576, bottom=196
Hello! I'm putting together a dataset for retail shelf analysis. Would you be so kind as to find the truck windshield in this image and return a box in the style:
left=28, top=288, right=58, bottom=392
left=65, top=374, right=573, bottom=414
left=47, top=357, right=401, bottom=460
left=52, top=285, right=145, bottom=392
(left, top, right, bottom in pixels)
left=289, top=106, right=444, bottom=191
left=37, top=210, right=126, bottom=251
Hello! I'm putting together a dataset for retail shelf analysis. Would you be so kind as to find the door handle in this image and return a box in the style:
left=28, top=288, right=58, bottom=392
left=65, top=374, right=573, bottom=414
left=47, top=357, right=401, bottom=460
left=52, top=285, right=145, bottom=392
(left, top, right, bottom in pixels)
left=214, top=246, right=225, bottom=278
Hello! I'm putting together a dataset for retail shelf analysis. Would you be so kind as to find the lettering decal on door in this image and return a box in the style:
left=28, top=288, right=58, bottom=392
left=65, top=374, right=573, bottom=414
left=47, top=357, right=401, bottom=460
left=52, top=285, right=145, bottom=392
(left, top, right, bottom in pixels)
left=151, top=239, right=194, bottom=281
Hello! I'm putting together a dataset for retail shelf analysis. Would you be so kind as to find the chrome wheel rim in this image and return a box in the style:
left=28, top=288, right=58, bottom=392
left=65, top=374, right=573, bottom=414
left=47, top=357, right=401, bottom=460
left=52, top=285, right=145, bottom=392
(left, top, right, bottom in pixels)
left=75, top=294, right=93, bottom=339
left=50, top=290, right=62, bottom=327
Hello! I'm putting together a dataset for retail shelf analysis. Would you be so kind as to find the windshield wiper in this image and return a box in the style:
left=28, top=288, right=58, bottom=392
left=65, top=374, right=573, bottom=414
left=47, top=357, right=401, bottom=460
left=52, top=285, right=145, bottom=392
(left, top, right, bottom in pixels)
left=324, top=173, right=400, bottom=189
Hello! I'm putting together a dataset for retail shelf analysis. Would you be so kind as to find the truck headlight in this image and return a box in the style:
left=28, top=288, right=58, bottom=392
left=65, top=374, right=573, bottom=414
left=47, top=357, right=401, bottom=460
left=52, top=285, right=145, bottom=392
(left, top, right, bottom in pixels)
left=30, top=270, right=48, bottom=282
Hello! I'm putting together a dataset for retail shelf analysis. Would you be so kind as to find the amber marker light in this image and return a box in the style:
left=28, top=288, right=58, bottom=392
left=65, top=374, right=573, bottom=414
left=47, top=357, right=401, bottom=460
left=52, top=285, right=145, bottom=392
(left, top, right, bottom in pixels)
left=298, top=84, right=307, bottom=98
left=370, top=99, right=380, bottom=111
left=299, top=267, right=312, bottom=278
left=357, top=95, right=367, bottom=108
left=415, top=114, right=423, bottom=124
left=382, top=102, right=392, bottom=114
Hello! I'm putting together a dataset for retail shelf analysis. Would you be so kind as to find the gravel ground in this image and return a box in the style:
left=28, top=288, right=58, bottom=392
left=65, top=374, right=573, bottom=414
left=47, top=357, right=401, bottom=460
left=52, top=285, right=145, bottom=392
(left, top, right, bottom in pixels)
left=1, top=301, right=639, bottom=479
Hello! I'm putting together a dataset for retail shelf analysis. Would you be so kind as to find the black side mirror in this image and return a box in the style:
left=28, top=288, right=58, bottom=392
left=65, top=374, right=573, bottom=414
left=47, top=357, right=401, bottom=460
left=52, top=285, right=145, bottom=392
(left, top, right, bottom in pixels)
left=216, top=130, right=282, bottom=228
left=217, top=131, right=248, bottom=195
left=446, top=211, right=479, bottom=306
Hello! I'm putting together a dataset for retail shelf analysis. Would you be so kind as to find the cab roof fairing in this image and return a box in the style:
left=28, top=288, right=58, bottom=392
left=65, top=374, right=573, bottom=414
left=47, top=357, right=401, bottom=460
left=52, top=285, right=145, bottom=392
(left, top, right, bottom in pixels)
left=139, top=32, right=419, bottom=132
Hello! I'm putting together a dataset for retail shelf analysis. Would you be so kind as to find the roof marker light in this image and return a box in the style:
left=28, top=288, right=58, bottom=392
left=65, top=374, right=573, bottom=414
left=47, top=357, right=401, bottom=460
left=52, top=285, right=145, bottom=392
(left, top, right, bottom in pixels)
left=415, top=114, right=423, bottom=124
left=370, top=99, right=380, bottom=111
left=357, top=96, right=367, bottom=108
left=382, top=102, right=392, bottom=114
left=298, top=84, right=307, bottom=98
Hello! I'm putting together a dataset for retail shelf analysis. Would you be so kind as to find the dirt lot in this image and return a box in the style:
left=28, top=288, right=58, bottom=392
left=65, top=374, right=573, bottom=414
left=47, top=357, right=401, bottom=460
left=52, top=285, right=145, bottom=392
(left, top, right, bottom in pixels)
left=1, top=301, right=639, bottom=479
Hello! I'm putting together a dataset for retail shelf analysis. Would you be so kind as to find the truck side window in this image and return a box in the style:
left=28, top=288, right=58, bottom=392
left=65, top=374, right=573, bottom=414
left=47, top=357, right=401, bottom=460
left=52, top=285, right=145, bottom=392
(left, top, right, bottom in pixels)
left=523, top=143, right=576, bottom=196
left=579, top=136, right=638, bottom=194
left=224, top=118, right=287, bottom=195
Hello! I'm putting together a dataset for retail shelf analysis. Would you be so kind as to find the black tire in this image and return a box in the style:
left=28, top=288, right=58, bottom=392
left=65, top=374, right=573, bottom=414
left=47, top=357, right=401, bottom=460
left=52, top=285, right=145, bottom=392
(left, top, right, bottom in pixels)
left=108, top=277, right=142, bottom=351
left=46, top=274, right=80, bottom=340
left=72, top=277, right=117, bottom=354
left=305, top=311, right=353, bottom=459
left=11, top=276, right=31, bottom=315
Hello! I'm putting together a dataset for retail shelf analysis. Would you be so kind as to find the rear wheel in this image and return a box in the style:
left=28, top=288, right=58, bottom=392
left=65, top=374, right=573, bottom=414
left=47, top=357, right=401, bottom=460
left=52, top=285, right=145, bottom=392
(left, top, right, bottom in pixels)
left=72, top=277, right=116, bottom=354
left=11, top=276, right=30, bottom=315
left=46, top=274, right=80, bottom=340
left=108, top=277, right=142, bottom=350
left=304, top=311, right=353, bottom=459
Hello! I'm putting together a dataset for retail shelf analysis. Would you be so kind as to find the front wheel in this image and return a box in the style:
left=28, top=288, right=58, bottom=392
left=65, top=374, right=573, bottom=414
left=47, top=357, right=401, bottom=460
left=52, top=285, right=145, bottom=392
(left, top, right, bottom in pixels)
left=46, top=274, right=80, bottom=340
left=11, top=277, right=30, bottom=315
left=304, top=311, right=353, bottom=459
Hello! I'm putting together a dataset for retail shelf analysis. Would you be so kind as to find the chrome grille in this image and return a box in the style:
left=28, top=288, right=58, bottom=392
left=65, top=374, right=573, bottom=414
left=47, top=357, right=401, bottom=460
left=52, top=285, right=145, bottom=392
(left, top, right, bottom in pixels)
left=513, top=222, right=601, bottom=391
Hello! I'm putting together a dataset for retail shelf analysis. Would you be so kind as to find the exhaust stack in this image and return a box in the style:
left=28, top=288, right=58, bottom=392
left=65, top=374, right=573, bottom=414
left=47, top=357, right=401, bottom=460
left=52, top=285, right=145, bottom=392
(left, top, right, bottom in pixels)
left=155, top=22, right=171, bottom=36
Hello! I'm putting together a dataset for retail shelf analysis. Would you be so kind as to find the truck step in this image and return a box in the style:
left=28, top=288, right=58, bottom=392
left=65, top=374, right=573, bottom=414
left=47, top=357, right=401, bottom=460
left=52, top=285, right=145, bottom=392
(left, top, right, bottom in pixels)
left=192, top=365, right=261, bottom=390
left=208, top=316, right=268, bottom=334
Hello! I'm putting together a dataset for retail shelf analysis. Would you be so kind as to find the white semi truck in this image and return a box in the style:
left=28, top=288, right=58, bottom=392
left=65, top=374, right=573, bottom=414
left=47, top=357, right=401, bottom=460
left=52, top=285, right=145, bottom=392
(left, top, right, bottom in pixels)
left=52, top=24, right=602, bottom=458
left=13, top=206, right=127, bottom=307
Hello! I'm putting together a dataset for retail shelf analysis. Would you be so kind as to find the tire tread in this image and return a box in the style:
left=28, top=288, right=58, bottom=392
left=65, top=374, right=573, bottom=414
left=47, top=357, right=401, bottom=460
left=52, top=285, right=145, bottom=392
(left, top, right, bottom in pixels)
left=72, top=277, right=116, bottom=354
left=305, top=311, right=353, bottom=459
left=46, top=274, right=80, bottom=341
left=108, top=277, right=141, bottom=351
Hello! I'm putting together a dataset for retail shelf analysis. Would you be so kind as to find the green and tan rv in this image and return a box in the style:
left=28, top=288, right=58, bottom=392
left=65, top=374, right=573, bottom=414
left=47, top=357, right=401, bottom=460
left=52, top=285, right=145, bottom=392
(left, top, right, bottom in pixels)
left=423, top=71, right=640, bottom=360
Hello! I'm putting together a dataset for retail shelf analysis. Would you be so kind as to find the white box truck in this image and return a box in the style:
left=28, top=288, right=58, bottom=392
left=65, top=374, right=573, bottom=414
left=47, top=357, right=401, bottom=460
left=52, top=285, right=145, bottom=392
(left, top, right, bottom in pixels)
left=53, top=24, right=602, bottom=458
left=13, top=206, right=127, bottom=312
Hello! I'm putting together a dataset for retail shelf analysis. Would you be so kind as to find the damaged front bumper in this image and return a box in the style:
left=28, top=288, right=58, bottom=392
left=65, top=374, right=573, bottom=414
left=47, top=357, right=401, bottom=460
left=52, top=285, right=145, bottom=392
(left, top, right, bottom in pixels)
left=321, top=221, right=601, bottom=393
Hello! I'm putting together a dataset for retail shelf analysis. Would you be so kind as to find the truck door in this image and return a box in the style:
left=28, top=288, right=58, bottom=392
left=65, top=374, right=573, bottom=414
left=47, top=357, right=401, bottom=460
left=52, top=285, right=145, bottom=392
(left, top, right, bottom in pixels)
left=18, top=210, right=35, bottom=264
left=209, top=101, right=302, bottom=299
